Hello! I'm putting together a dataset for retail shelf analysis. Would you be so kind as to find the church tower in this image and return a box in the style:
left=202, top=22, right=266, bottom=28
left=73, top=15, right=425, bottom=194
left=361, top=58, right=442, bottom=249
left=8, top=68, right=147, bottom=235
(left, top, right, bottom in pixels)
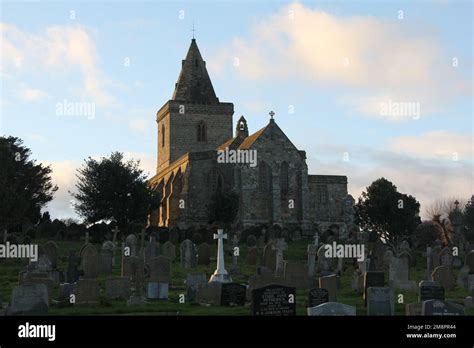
left=156, top=39, right=234, bottom=173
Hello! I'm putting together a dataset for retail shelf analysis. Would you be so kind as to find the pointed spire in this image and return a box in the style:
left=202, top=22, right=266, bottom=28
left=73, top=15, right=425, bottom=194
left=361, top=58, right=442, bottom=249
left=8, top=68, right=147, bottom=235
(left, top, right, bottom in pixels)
left=172, top=39, right=219, bottom=104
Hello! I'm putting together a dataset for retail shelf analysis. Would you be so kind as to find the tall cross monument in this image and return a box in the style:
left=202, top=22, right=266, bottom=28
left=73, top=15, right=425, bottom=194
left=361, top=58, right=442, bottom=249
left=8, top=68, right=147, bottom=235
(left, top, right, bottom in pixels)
left=209, top=229, right=232, bottom=283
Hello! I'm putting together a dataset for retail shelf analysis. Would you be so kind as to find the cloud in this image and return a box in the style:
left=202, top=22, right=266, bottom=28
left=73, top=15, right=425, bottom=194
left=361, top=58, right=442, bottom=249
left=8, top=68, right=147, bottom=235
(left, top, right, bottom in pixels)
left=212, top=2, right=470, bottom=119
left=1, top=23, right=114, bottom=106
left=42, top=152, right=156, bottom=220
left=18, top=86, right=49, bottom=102
left=307, top=135, right=473, bottom=220
left=42, top=160, right=80, bottom=220
left=389, top=131, right=473, bottom=161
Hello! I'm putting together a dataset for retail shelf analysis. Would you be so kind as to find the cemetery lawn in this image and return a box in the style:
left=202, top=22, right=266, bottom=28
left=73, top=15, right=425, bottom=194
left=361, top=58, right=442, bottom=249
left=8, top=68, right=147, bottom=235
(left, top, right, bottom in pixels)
left=1, top=239, right=473, bottom=316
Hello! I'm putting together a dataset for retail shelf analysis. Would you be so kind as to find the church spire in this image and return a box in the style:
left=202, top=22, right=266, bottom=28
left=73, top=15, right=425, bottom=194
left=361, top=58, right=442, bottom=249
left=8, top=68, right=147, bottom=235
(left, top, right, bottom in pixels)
left=172, top=39, right=219, bottom=104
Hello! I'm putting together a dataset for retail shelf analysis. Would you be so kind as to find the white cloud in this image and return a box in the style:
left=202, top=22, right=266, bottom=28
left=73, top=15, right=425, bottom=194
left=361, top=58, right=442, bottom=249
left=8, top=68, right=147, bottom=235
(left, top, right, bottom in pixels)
left=18, top=86, right=48, bottom=102
left=211, top=2, right=470, bottom=119
left=1, top=23, right=114, bottom=106
left=389, top=131, right=473, bottom=161
left=42, top=152, right=156, bottom=220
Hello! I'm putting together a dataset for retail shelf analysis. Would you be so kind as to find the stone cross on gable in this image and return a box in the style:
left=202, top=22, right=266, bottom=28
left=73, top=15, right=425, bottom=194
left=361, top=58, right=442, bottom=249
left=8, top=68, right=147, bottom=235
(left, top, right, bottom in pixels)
left=209, top=229, right=232, bottom=283
left=272, top=238, right=288, bottom=276
left=269, top=110, right=275, bottom=119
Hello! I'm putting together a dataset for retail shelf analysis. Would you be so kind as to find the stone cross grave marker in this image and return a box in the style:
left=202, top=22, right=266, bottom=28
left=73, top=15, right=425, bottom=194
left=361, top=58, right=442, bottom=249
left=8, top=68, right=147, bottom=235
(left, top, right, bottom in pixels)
left=209, top=229, right=232, bottom=283
left=272, top=238, right=288, bottom=276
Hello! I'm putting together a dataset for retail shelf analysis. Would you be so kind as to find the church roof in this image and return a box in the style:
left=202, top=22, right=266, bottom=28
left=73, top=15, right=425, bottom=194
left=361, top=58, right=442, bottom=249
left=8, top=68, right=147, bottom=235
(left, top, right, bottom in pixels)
left=172, top=39, right=219, bottom=104
left=238, top=125, right=268, bottom=149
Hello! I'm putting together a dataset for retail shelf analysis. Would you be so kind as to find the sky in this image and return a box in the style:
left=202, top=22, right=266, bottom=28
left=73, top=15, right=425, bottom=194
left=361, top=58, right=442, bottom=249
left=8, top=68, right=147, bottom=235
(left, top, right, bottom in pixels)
left=0, top=0, right=472, bottom=220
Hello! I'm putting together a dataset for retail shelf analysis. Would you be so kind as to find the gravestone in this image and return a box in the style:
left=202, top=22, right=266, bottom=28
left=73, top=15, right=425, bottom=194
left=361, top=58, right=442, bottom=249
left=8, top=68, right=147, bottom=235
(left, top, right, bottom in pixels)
left=147, top=282, right=169, bottom=300
left=195, top=282, right=222, bottom=305
left=168, top=228, right=179, bottom=244
left=161, top=241, right=176, bottom=261
left=284, top=262, right=312, bottom=289
left=180, top=239, right=197, bottom=269
left=406, top=302, right=422, bottom=316
left=43, top=241, right=59, bottom=269
left=29, top=254, right=52, bottom=273
left=99, top=250, right=113, bottom=274
left=149, top=256, right=171, bottom=283
left=308, top=288, right=329, bottom=307
left=382, top=249, right=394, bottom=271
left=66, top=250, right=81, bottom=283
left=81, top=244, right=98, bottom=279
left=75, top=279, right=100, bottom=305
left=418, top=280, right=445, bottom=302
left=468, top=274, right=474, bottom=291
left=307, top=244, right=318, bottom=277
left=229, top=235, right=240, bottom=274
left=246, top=234, right=257, bottom=247
left=58, top=283, right=76, bottom=302
left=272, top=238, right=288, bottom=276
left=125, top=234, right=138, bottom=257
left=186, top=273, right=207, bottom=301
left=105, top=277, right=131, bottom=300
left=251, top=284, right=296, bottom=316
left=262, top=242, right=276, bottom=271
left=18, top=271, right=55, bottom=300
left=465, top=251, right=474, bottom=273
left=363, top=271, right=384, bottom=306
left=366, top=287, right=394, bottom=316
left=220, top=283, right=246, bottom=306
left=246, top=247, right=258, bottom=266
left=319, top=274, right=337, bottom=302
left=432, top=266, right=455, bottom=291
left=389, top=257, right=416, bottom=290
left=9, top=284, right=49, bottom=315
left=144, top=236, right=160, bottom=264
left=439, top=247, right=453, bottom=268
left=197, top=243, right=211, bottom=266
left=307, top=302, right=356, bottom=316
left=421, top=299, right=465, bottom=316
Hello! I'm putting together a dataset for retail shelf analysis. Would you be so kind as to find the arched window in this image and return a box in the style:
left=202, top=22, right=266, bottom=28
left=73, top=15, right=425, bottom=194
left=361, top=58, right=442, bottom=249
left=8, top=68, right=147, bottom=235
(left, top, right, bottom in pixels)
left=197, top=121, right=207, bottom=142
left=161, top=124, right=165, bottom=147
left=259, top=161, right=271, bottom=192
left=280, top=162, right=289, bottom=193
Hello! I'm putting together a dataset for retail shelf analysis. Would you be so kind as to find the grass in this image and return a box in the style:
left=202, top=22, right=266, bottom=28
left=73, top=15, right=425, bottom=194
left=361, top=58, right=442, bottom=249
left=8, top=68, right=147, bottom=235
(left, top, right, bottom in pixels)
left=1, top=238, right=473, bottom=316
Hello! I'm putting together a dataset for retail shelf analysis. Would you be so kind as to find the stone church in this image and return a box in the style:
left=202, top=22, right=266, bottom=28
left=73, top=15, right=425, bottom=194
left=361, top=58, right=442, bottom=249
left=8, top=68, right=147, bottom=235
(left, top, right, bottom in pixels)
left=148, top=39, right=354, bottom=237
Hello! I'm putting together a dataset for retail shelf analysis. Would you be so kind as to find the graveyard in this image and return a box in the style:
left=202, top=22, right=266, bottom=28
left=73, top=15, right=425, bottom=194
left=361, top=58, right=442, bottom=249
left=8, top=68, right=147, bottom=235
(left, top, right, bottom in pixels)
left=1, top=229, right=473, bottom=316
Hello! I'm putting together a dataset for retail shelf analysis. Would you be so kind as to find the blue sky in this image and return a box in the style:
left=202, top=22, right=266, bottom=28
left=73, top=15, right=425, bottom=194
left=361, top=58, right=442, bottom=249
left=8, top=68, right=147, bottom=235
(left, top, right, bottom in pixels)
left=1, top=0, right=472, bottom=219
